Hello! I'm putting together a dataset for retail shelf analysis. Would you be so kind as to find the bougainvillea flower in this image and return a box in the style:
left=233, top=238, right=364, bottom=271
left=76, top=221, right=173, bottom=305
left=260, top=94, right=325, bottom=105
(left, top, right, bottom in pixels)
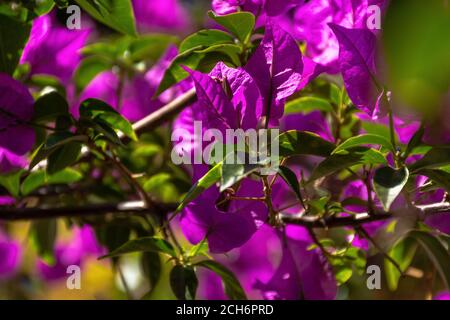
left=0, top=73, right=35, bottom=155
left=180, top=165, right=267, bottom=253
left=76, top=46, right=179, bottom=121
left=329, top=24, right=383, bottom=118
left=21, top=10, right=91, bottom=85
left=197, top=224, right=278, bottom=299
left=37, top=226, right=103, bottom=281
left=0, top=233, right=22, bottom=278
left=290, top=0, right=387, bottom=70
left=0, top=148, right=28, bottom=173
left=132, top=0, right=190, bottom=34
left=245, top=21, right=303, bottom=125
left=186, top=62, right=263, bottom=132
left=255, top=225, right=337, bottom=300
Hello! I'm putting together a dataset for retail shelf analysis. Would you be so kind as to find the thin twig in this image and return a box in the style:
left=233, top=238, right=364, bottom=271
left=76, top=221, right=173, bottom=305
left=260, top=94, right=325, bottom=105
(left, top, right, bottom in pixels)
left=357, top=226, right=403, bottom=275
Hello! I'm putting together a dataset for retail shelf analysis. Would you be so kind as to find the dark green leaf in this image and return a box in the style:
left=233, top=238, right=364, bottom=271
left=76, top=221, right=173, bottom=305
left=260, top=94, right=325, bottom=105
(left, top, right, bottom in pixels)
left=385, top=237, right=418, bottom=291
left=408, top=230, right=450, bottom=290
left=404, top=125, right=424, bottom=158
left=21, top=168, right=83, bottom=196
left=416, top=169, right=450, bottom=193
left=285, top=97, right=334, bottom=115
left=409, top=147, right=450, bottom=172
left=276, top=130, right=336, bottom=158
left=176, top=162, right=222, bottom=212
left=47, top=142, right=82, bottom=175
left=141, top=252, right=161, bottom=290
left=195, top=259, right=247, bottom=300
left=170, top=265, right=198, bottom=300
left=34, top=91, right=69, bottom=122
left=221, top=152, right=260, bottom=191
left=80, top=99, right=137, bottom=141
left=373, top=166, right=409, bottom=211
left=208, top=11, right=255, bottom=43
left=31, top=219, right=57, bottom=265
left=75, top=0, right=136, bottom=35
left=333, top=134, right=395, bottom=154
left=180, top=29, right=235, bottom=53
left=277, top=166, right=303, bottom=204
left=99, top=237, right=176, bottom=259
left=0, top=14, right=30, bottom=75
left=0, top=170, right=23, bottom=197
left=308, top=147, right=386, bottom=182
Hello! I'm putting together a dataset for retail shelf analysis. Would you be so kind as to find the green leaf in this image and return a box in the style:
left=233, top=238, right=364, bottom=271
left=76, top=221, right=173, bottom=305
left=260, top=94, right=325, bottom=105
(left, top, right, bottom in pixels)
left=195, top=259, right=247, bottom=300
left=47, top=142, right=82, bottom=175
left=170, top=265, right=198, bottom=300
left=194, top=43, right=241, bottom=66
left=385, top=237, right=418, bottom=291
left=409, top=147, right=450, bottom=172
left=180, top=29, right=235, bottom=53
left=373, top=166, right=409, bottom=211
left=361, top=121, right=391, bottom=140
left=80, top=98, right=137, bottom=141
left=416, top=169, right=450, bottom=193
left=128, top=34, right=178, bottom=62
left=21, top=168, right=83, bottom=196
left=220, top=153, right=260, bottom=192
left=34, top=91, right=69, bottom=122
left=74, top=56, right=112, bottom=91
left=156, top=45, right=240, bottom=95
left=404, top=125, right=424, bottom=158
left=276, top=130, right=336, bottom=158
left=75, top=0, right=136, bottom=35
left=0, top=14, right=30, bottom=75
left=143, top=173, right=180, bottom=203
left=334, top=266, right=353, bottom=285
left=141, top=252, right=161, bottom=291
left=277, top=166, right=303, bottom=204
left=99, top=237, right=176, bottom=259
left=29, top=74, right=66, bottom=96
left=309, top=147, right=386, bottom=182
left=176, top=162, right=223, bottom=212
left=0, top=170, right=23, bottom=197
left=208, top=11, right=255, bottom=43
left=332, top=134, right=395, bottom=155
left=31, top=219, right=57, bottom=265
left=408, top=230, right=450, bottom=290
left=285, top=97, right=334, bottom=115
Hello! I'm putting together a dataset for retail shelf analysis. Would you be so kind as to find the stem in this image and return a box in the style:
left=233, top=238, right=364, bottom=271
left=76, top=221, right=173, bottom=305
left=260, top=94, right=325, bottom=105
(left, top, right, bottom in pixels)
left=307, top=227, right=334, bottom=258
left=2, top=201, right=449, bottom=226
left=117, top=264, right=134, bottom=300
left=357, top=226, right=404, bottom=275
left=262, top=176, right=278, bottom=226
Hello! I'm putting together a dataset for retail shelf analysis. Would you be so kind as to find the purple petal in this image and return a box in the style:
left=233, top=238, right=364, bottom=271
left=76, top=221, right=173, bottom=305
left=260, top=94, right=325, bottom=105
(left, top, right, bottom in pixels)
left=209, top=62, right=263, bottom=129
left=0, top=73, right=35, bottom=155
left=0, top=236, right=21, bottom=278
left=185, top=67, right=238, bottom=131
left=329, top=23, right=381, bottom=117
left=245, top=21, right=303, bottom=124
left=0, top=148, right=28, bottom=173
left=21, top=11, right=91, bottom=84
